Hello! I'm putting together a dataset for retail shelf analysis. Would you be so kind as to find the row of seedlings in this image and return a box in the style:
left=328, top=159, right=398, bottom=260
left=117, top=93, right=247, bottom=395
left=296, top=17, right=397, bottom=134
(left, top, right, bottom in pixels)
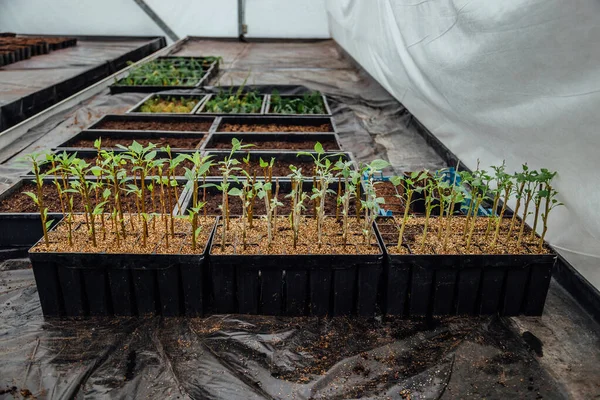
left=110, top=56, right=220, bottom=93
left=126, top=88, right=332, bottom=116
left=375, top=164, right=560, bottom=317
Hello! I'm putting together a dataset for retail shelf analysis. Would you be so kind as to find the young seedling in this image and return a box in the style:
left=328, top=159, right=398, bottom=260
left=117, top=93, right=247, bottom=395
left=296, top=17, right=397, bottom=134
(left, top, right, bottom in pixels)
left=390, top=172, right=416, bottom=250
left=538, top=173, right=562, bottom=250
left=465, top=168, right=491, bottom=252
left=529, top=168, right=556, bottom=241
left=360, top=159, right=390, bottom=244
left=120, top=141, right=158, bottom=243
left=298, top=143, right=338, bottom=247
left=334, top=159, right=361, bottom=245
left=21, top=153, right=52, bottom=246
left=255, top=180, right=282, bottom=248
left=516, top=168, right=539, bottom=247
left=214, top=138, right=253, bottom=247
left=69, top=159, right=98, bottom=247
left=287, top=165, right=309, bottom=248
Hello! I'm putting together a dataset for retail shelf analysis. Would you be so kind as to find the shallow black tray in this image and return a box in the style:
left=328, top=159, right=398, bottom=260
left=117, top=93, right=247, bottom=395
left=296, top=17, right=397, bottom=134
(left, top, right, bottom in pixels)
left=178, top=178, right=358, bottom=218
left=86, top=114, right=218, bottom=132
left=203, top=150, right=355, bottom=178
left=215, top=115, right=337, bottom=133
left=126, top=93, right=208, bottom=114
left=375, top=217, right=556, bottom=317
left=201, top=132, right=343, bottom=152
left=55, top=130, right=208, bottom=152
left=109, top=58, right=219, bottom=94
left=264, top=93, right=332, bottom=116
left=0, top=179, right=62, bottom=248
left=29, top=217, right=217, bottom=317
left=208, top=217, right=383, bottom=316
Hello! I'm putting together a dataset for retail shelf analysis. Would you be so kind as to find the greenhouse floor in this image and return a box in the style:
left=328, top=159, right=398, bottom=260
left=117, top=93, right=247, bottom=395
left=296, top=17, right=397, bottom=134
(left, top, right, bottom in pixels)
left=0, top=38, right=598, bottom=399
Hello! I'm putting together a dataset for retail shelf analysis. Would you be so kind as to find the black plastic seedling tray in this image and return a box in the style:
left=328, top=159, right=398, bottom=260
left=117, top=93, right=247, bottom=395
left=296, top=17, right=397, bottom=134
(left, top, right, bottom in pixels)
left=0, top=177, right=190, bottom=248
left=127, top=93, right=207, bottom=114
left=375, top=217, right=556, bottom=317
left=55, top=130, right=208, bottom=152
left=0, top=179, right=63, bottom=248
left=208, top=217, right=383, bottom=316
left=201, top=132, right=343, bottom=152
left=203, top=150, right=355, bottom=178
left=264, top=93, right=332, bottom=116
left=29, top=217, right=218, bottom=317
left=109, top=57, right=219, bottom=94
left=86, top=114, right=218, bottom=132
left=195, top=94, right=268, bottom=116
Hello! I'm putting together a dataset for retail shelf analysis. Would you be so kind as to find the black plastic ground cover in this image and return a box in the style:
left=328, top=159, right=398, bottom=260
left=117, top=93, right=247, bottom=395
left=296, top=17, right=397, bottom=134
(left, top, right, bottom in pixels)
left=86, top=113, right=218, bottom=131
left=0, top=179, right=62, bottom=248
left=109, top=56, right=219, bottom=94
left=28, top=217, right=217, bottom=317
left=208, top=218, right=383, bottom=317
left=376, top=217, right=556, bottom=317
left=201, top=132, right=343, bottom=151
left=55, top=130, right=208, bottom=152
left=0, top=36, right=166, bottom=132
left=215, top=115, right=337, bottom=133
left=127, top=92, right=207, bottom=114
left=264, top=93, right=332, bottom=116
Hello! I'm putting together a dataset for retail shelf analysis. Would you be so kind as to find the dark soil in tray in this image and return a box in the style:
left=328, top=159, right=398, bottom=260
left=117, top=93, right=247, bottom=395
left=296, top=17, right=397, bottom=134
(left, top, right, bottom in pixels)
left=0, top=182, right=178, bottom=214
left=69, top=136, right=204, bottom=150
left=207, top=160, right=316, bottom=177
left=95, top=120, right=213, bottom=132
left=376, top=181, right=405, bottom=214
left=38, top=155, right=193, bottom=177
left=197, top=185, right=355, bottom=216
left=220, top=123, right=333, bottom=133
left=210, top=139, right=339, bottom=151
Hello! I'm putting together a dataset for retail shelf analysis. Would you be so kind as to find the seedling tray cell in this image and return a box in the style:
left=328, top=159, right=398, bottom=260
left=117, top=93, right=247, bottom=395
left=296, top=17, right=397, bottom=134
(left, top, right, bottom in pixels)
left=203, top=151, right=355, bottom=179
left=127, top=93, right=208, bottom=114
left=0, top=179, right=63, bottom=248
left=56, top=130, right=208, bottom=152
left=216, top=115, right=336, bottom=133
left=264, top=93, right=332, bottom=116
left=86, top=114, right=217, bottom=133
left=110, top=57, right=219, bottom=94
left=195, top=94, right=268, bottom=116
left=201, top=133, right=342, bottom=152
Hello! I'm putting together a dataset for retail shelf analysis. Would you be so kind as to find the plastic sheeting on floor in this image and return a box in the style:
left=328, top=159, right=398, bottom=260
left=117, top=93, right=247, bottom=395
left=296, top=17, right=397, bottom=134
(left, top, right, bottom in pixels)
left=1, top=259, right=564, bottom=399
left=325, top=0, right=600, bottom=290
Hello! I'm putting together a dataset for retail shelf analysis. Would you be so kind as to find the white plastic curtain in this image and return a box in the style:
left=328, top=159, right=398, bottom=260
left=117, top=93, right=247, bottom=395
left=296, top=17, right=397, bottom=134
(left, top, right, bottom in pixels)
left=326, top=0, right=600, bottom=288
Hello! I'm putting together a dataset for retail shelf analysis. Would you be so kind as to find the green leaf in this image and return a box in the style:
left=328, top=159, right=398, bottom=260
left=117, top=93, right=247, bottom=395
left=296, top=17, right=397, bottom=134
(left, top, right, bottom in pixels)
left=369, top=159, right=390, bottom=171
left=23, top=191, right=39, bottom=204
left=314, top=142, right=324, bottom=154
left=228, top=187, right=243, bottom=196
